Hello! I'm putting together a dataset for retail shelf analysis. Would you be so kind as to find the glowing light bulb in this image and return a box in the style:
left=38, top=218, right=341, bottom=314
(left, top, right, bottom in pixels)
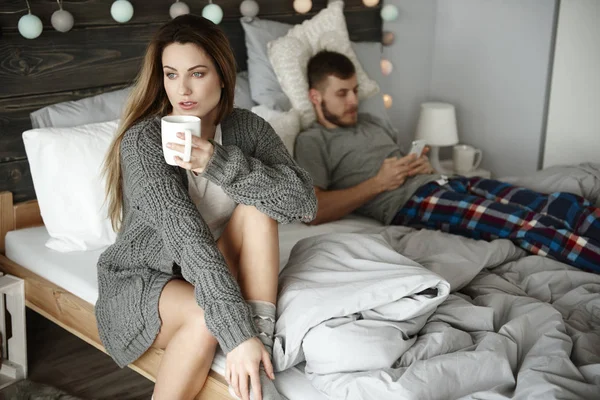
left=111, top=0, right=134, bottom=23
left=18, top=13, right=43, bottom=39
left=240, top=0, right=259, bottom=20
left=51, top=7, right=74, bottom=33
left=202, top=3, right=223, bottom=24
left=380, top=59, right=393, bottom=76
left=293, top=0, right=312, bottom=14
left=383, top=94, right=393, bottom=109
left=382, top=31, right=395, bottom=46
left=363, top=0, right=380, bottom=7
left=170, top=1, right=190, bottom=19
left=381, top=4, right=399, bottom=22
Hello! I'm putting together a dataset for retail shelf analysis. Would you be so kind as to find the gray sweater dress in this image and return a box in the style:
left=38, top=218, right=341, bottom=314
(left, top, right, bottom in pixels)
left=95, top=108, right=317, bottom=367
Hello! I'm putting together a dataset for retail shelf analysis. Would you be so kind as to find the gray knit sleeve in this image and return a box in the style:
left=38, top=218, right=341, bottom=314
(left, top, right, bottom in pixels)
left=120, top=118, right=257, bottom=353
left=202, top=110, right=317, bottom=224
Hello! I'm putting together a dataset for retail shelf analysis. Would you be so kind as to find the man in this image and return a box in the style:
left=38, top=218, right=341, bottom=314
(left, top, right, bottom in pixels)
left=294, top=50, right=599, bottom=273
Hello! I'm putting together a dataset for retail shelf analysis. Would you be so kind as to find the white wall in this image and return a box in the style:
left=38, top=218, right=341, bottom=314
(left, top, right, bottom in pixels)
left=382, top=0, right=557, bottom=177
left=543, top=0, right=600, bottom=168
left=427, top=0, right=556, bottom=177
left=381, top=0, right=438, bottom=150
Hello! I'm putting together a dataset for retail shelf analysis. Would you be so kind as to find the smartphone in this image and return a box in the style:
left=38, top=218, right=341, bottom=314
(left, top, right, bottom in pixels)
left=409, top=140, right=427, bottom=157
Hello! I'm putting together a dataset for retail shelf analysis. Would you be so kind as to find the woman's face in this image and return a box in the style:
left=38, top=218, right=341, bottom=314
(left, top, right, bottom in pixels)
left=162, top=42, right=223, bottom=121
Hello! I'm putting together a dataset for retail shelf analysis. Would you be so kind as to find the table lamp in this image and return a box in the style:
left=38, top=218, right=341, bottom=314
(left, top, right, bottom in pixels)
left=414, top=102, right=459, bottom=174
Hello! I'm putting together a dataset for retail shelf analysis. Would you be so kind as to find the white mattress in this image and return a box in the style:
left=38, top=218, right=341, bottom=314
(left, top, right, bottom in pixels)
left=6, top=225, right=103, bottom=305
left=5, top=214, right=381, bottom=399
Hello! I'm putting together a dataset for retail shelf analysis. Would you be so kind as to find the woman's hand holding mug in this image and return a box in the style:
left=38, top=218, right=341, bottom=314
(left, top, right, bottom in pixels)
left=167, top=132, right=214, bottom=174
left=161, top=115, right=214, bottom=174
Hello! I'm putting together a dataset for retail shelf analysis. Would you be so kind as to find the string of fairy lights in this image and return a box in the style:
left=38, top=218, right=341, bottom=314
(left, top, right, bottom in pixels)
left=3, top=0, right=400, bottom=108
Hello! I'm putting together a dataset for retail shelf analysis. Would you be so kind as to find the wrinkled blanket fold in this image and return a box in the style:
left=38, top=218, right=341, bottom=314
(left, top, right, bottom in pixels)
left=274, top=229, right=600, bottom=399
left=274, top=233, right=451, bottom=373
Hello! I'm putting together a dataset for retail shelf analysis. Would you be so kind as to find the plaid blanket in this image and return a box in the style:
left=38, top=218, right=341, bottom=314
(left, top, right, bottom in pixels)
left=394, top=176, right=600, bottom=273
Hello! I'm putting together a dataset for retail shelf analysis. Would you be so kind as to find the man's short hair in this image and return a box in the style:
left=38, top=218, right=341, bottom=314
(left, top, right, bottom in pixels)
left=307, top=51, right=356, bottom=90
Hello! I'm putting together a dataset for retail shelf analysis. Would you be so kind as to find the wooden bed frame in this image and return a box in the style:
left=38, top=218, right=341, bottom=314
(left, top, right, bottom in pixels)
left=0, top=190, right=231, bottom=399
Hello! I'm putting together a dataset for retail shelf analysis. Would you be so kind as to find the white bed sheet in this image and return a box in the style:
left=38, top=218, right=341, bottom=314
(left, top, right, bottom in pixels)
left=6, top=225, right=102, bottom=305
left=5, top=214, right=381, bottom=399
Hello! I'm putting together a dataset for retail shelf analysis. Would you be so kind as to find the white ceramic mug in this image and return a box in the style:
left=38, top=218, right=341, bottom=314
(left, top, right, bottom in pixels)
left=453, top=144, right=482, bottom=174
left=161, top=115, right=201, bottom=165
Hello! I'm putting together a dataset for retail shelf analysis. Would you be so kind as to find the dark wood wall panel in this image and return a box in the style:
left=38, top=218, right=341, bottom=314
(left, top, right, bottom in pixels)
left=0, top=159, right=34, bottom=203
left=0, top=24, right=159, bottom=98
left=0, top=0, right=382, bottom=202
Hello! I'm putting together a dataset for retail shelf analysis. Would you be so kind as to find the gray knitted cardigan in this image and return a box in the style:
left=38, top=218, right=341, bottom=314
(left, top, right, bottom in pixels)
left=95, top=108, right=317, bottom=367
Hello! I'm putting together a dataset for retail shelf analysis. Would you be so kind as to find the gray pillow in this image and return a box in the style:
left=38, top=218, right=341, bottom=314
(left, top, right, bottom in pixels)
left=241, top=18, right=293, bottom=111
left=30, top=87, right=131, bottom=129
left=234, top=71, right=256, bottom=110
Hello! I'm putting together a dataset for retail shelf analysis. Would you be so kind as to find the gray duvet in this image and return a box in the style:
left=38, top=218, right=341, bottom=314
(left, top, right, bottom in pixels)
left=273, top=163, right=600, bottom=399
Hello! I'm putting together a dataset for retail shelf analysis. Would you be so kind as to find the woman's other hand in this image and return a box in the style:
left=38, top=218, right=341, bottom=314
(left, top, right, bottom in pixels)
left=225, top=337, right=275, bottom=400
left=167, top=132, right=214, bottom=174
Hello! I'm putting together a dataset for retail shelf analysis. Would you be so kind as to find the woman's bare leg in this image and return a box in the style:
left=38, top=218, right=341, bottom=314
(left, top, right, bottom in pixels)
left=217, top=204, right=279, bottom=302
left=152, top=205, right=278, bottom=399
left=218, top=205, right=281, bottom=400
left=152, top=280, right=218, bottom=400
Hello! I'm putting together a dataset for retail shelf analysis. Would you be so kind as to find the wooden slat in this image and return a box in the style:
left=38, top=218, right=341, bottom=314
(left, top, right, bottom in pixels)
left=0, top=159, right=34, bottom=203
left=0, top=24, right=154, bottom=99
left=0, top=192, right=15, bottom=254
left=13, top=199, right=41, bottom=229
left=0, top=254, right=233, bottom=399
left=0, top=255, right=102, bottom=349
left=0, top=0, right=377, bottom=29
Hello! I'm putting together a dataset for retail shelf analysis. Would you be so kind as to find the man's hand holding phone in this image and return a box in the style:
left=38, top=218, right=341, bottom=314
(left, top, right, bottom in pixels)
left=375, top=154, right=417, bottom=192
left=407, top=140, right=435, bottom=176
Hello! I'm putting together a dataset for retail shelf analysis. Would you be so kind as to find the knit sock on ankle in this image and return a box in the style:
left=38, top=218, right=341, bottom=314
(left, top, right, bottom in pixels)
left=229, top=300, right=281, bottom=400
left=248, top=300, right=276, bottom=354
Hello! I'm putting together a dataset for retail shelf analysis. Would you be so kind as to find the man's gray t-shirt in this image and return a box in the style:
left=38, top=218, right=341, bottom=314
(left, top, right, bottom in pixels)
left=294, top=113, right=440, bottom=224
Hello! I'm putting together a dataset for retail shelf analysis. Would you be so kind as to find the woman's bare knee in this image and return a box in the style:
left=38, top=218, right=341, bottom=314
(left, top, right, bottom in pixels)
left=235, top=204, right=275, bottom=223
left=154, top=280, right=215, bottom=349
left=179, top=312, right=217, bottom=345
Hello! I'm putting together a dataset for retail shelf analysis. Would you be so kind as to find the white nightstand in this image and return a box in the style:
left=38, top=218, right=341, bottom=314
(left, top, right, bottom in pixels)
left=439, top=160, right=492, bottom=179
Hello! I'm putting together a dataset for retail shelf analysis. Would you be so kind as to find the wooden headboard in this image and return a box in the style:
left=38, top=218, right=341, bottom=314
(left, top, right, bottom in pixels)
left=0, top=0, right=382, bottom=203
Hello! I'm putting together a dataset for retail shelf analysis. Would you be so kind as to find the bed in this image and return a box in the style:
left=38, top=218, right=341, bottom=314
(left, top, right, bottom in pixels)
left=2, top=178, right=600, bottom=400
left=0, top=190, right=382, bottom=399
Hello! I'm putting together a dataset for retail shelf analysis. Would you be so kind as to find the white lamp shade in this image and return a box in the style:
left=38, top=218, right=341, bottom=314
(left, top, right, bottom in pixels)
left=415, top=102, right=459, bottom=146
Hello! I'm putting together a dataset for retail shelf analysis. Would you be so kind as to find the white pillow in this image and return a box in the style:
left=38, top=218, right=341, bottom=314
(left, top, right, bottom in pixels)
left=251, top=105, right=301, bottom=156
left=22, top=120, right=119, bottom=252
left=30, top=88, right=130, bottom=129
left=267, top=0, right=380, bottom=128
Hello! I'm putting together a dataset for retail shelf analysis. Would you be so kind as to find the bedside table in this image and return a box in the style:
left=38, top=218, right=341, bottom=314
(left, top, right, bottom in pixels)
left=438, top=160, right=492, bottom=179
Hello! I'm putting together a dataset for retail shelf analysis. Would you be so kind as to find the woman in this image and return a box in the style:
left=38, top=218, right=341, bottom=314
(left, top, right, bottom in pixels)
left=98, top=14, right=316, bottom=400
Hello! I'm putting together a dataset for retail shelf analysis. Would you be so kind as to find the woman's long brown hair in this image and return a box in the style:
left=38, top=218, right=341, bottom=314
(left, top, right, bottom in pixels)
left=103, top=14, right=236, bottom=231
